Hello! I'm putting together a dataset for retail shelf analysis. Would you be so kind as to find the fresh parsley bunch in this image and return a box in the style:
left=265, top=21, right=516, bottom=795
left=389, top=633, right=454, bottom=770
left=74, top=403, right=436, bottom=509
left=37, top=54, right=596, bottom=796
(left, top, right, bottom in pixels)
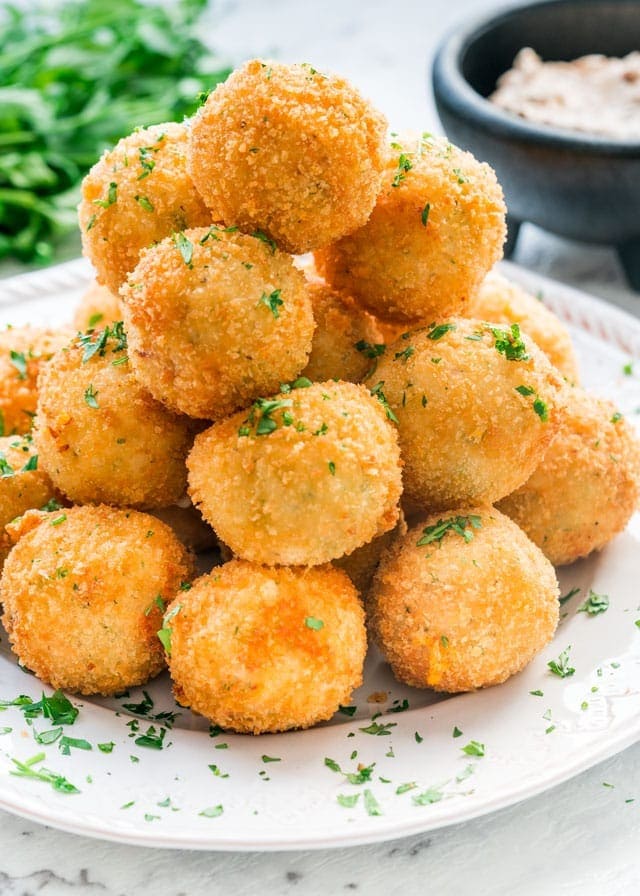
left=0, top=0, right=230, bottom=264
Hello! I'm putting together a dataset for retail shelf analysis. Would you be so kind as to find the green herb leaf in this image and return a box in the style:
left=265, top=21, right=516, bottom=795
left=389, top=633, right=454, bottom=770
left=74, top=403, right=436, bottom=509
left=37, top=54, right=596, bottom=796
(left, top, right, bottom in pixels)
left=337, top=793, right=360, bottom=808
left=578, top=590, right=610, bottom=616
left=426, top=323, right=456, bottom=341
left=461, top=740, right=485, bottom=757
left=84, top=384, right=99, bottom=409
left=305, top=616, right=324, bottom=631
left=548, top=646, right=575, bottom=678
left=258, top=289, right=283, bottom=319
left=363, top=789, right=382, bottom=816
left=417, top=514, right=481, bottom=546
left=412, top=786, right=443, bottom=805
left=421, top=203, right=430, bottom=227
left=173, top=232, right=193, bottom=266
left=199, top=805, right=224, bottom=818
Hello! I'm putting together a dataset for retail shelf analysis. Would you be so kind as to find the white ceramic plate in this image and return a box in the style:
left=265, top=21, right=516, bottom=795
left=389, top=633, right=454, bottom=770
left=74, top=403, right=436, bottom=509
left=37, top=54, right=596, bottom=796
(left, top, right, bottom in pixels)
left=0, top=259, right=638, bottom=851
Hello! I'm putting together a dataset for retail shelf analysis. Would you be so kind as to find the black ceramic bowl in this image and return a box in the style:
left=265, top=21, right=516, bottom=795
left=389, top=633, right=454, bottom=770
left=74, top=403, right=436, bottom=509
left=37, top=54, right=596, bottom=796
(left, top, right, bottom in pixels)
left=432, top=0, right=640, bottom=288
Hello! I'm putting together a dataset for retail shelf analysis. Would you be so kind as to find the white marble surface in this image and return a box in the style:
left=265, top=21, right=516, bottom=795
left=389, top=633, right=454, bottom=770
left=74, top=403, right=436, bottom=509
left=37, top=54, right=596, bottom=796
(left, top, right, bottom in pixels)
left=0, top=0, right=639, bottom=892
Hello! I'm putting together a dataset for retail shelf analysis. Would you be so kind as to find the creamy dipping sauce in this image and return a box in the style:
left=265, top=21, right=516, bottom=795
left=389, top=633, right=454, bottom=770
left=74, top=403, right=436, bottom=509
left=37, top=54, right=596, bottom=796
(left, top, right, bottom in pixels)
left=490, top=47, right=640, bottom=140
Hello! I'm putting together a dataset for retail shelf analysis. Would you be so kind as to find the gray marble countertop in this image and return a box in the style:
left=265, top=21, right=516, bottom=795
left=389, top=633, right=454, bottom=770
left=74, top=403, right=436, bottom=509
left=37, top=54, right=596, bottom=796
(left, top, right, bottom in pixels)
left=0, top=1, right=638, bottom=893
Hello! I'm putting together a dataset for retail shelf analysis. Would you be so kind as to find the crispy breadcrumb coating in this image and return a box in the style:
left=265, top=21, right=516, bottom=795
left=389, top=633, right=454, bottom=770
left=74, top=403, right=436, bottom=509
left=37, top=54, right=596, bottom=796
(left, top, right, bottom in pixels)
left=315, top=133, right=506, bottom=322
left=79, top=122, right=211, bottom=293
left=35, top=328, right=193, bottom=508
left=187, top=381, right=403, bottom=566
left=166, top=559, right=366, bottom=733
left=73, top=280, right=122, bottom=332
left=367, top=318, right=564, bottom=511
left=121, top=226, right=315, bottom=420
left=469, top=270, right=579, bottom=383
left=0, top=434, right=58, bottom=569
left=188, top=59, right=387, bottom=253
left=498, top=388, right=640, bottom=565
left=334, top=512, right=406, bottom=599
left=369, top=506, right=559, bottom=692
left=0, top=505, right=193, bottom=695
left=302, top=282, right=384, bottom=383
left=0, top=326, right=72, bottom=436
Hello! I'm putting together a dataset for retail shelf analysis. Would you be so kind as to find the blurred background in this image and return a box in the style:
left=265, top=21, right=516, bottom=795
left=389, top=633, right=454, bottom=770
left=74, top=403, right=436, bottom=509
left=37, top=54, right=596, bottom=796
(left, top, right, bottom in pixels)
left=0, top=0, right=636, bottom=312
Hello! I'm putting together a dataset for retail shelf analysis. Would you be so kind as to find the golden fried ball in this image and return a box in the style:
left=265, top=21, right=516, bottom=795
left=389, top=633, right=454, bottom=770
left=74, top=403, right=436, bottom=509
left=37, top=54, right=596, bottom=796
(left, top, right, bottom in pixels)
left=368, top=318, right=564, bottom=511
left=166, top=559, right=366, bottom=733
left=79, top=122, right=211, bottom=293
left=188, top=381, right=403, bottom=566
left=0, top=434, right=58, bottom=569
left=369, top=506, right=559, bottom=692
left=468, top=270, right=579, bottom=383
left=0, top=505, right=193, bottom=695
left=121, top=226, right=315, bottom=420
left=498, top=388, right=640, bottom=565
left=315, top=133, right=506, bottom=323
left=0, top=326, right=72, bottom=436
left=35, top=327, right=193, bottom=508
left=302, top=282, right=384, bottom=383
left=188, top=59, right=387, bottom=254
left=73, top=280, right=122, bottom=331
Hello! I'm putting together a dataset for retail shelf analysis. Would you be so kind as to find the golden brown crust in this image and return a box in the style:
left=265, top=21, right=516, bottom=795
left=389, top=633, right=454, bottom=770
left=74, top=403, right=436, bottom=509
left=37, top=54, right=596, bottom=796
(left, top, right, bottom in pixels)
left=315, top=134, right=506, bottom=322
left=35, top=332, right=193, bottom=508
left=302, top=281, right=384, bottom=383
left=0, top=326, right=73, bottom=436
left=498, top=387, right=640, bottom=565
left=369, top=506, right=559, bottom=692
left=167, top=559, right=366, bottom=733
left=468, top=270, right=580, bottom=383
left=187, top=381, right=403, bottom=566
left=79, top=122, right=211, bottom=293
left=121, top=226, right=315, bottom=419
left=367, top=317, right=564, bottom=511
left=72, top=280, right=123, bottom=332
left=188, top=60, right=387, bottom=253
left=0, top=505, right=194, bottom=695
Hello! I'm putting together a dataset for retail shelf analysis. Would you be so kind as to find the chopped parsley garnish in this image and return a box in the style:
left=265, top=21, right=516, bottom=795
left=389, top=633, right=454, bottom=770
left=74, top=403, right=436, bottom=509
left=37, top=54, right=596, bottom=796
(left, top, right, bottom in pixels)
left=529, top=690, right=544, bottom=697
left=328, top=461, right=336, bottom=476
left=157, top=603, right=182, bottom=655
left=426, top=323, right=456, bottom=341
left=338, top=705, right=357, bottom=717
left=134, top=725, right=167, bottom=750
left=10, top=752, right=79, bottom=794
left=453, top=168, right=468, bottom=184
left=359, top=721, right=396, bottom=736
left=355, top=341, right=386, bottom=359
left=452, top=726, right=463, bottom=738
left=134, top=195, right=154, bottom=212
left=305, top=617, right=324, bottom=631
left=324, top=757, right=375, bottom=785
left=84, top=384, right=99, bottom=409
left=623, top=361, right=633, bottom=376
left=417, top=514, right=481, bottom=546
left=396, top=782, right=417, bottom=795
left=515, top=385, right=535, bottom=397
left=0, top=455, right=14, bottom=477
left=173, top=231, right=193, bottom=266
left=50, top=513, right=67, bottom=526
left=421, top=203, right=430, bottom=227
left=258, top=288, right=284, bottom=319
left=9, top=690, right=79, bottom=725
left=22, top=455, right=38, bottom=472
left=391, top=153, right=413, bottom=188
left=414, top=732, right=424, bottom=743
left=611, top=411, right=623, bottom=423
left=370, top=381, right=399, bottom=424
left=240, top=397, right=293, bottom=437
left=252, top=229, right=277, bottom=254
left=77, top=321, right=127, bottom=362
left=363, top=789, right=382, bottom=816
left=394, top=346, right=415, bottom=363
left=337, top=793, right=360, bottom=808
left=461, top=740, right=485, bottom=757
left=559, top=587, right=580, bottom=606
left=261, top=755, right=281, bottom=763
left=199, top=805, right=224, bottom=818
left=578, top=590, right=609, bottom=616
left=93, top=181, right=117, bottom=209
left=412, top=786, right=443, bottom=806
left=388, top=699, right=409, bottom=714
left=9, top=350, right=27, bottom=380
left=548, top=646, right=575, bottom=678
left=515, top=385, right=548, bottom=421
left=98, top=742, right=115, bottom=753
left=59, top=735, right=92, bottom=755
left=490, top=324, right=529, bottom=361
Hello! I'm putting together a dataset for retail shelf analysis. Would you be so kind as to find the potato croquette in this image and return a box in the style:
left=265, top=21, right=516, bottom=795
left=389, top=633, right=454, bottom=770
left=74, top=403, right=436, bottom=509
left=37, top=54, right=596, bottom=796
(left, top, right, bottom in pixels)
left=73, top=280, right=122, bottom=331
left=315, top=133, right=506, bottom=323
left=0, top=326, right=72, bottom=435
left=0, top=434, right=58, bottom=569
left=188, top=60, right=387, bottom=254
left=166, top=559, right=366, bottom=733
left=468, top=270, right=580, bottom=383
left=368, top=318, right=564, bottom=511
left=302, top=282, right=384, bottom=383
left=188, top=381, right=403, bottom=566
left=79, top=122, right=211, bottom=293
left=35, top=325, right=193, bottom=508
left=498, top=388, right=640, bottom=565
left=0, top=505, right=193, bottom=695
left=121, top=226, right=315, bottom=419
left=369, top=507, right=559, bottom=692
